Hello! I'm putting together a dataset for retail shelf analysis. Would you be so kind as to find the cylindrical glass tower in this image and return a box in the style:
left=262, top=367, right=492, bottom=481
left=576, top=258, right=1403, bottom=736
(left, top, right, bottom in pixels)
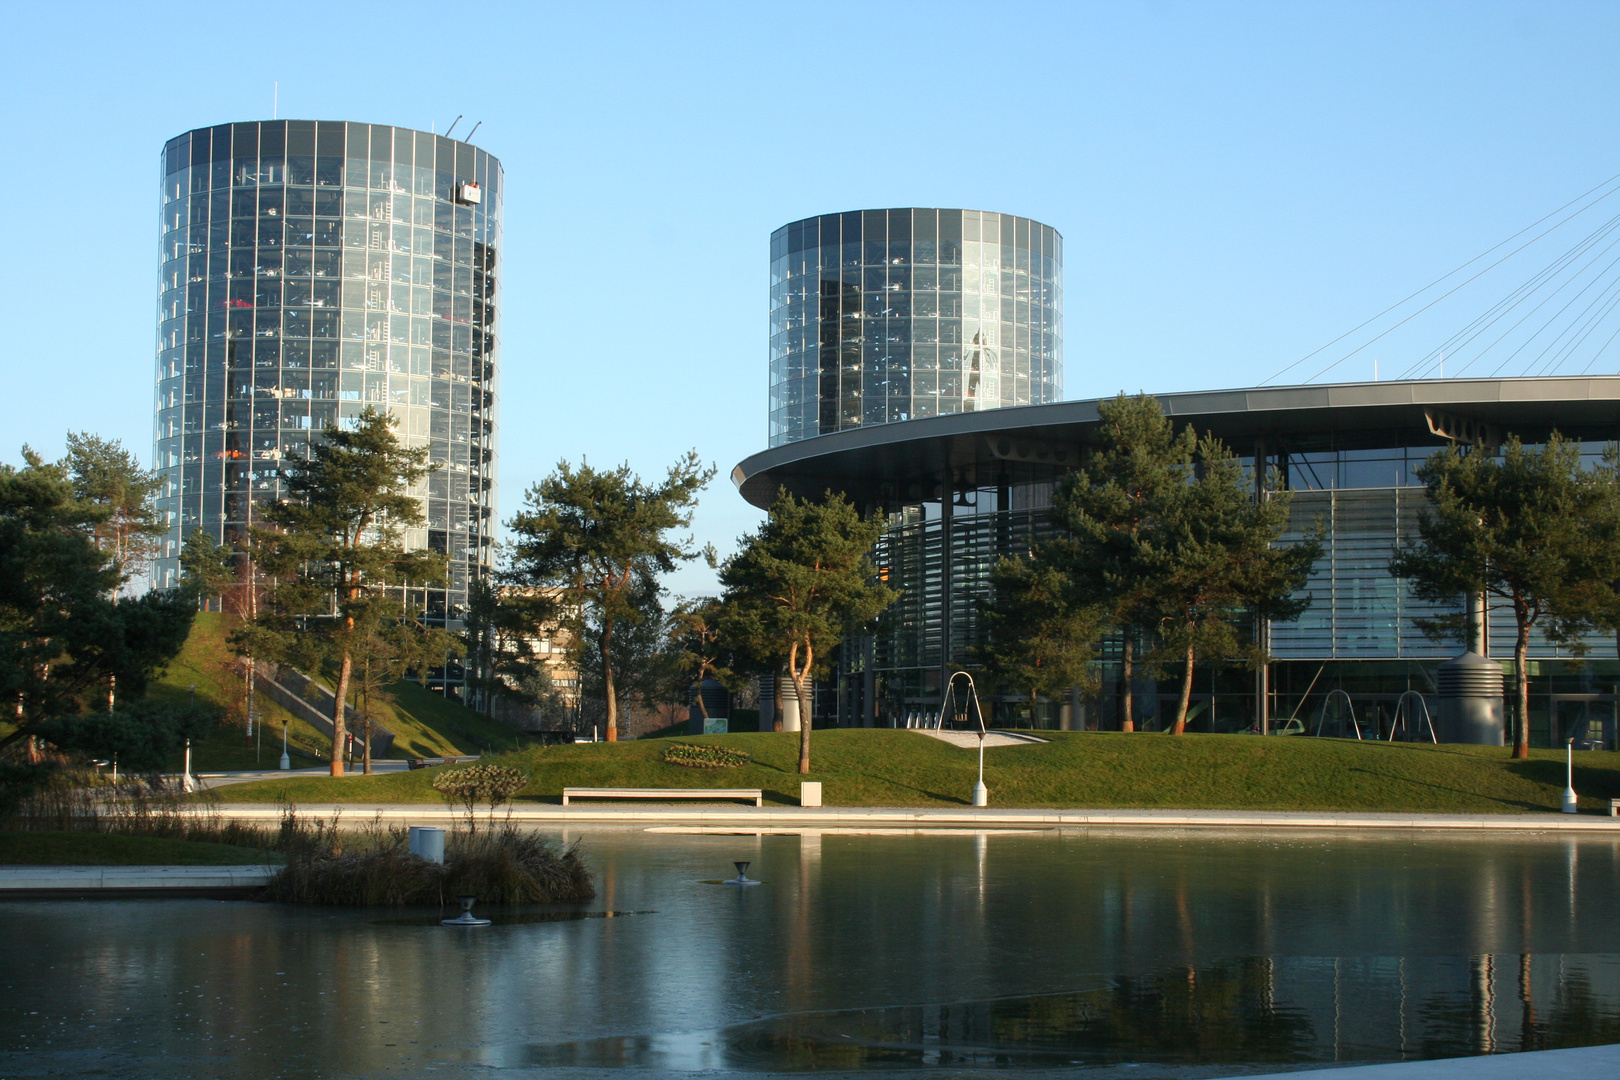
left=768, top=208, right=1062, bottom=446
left=153, top=120, right=500, bottom=690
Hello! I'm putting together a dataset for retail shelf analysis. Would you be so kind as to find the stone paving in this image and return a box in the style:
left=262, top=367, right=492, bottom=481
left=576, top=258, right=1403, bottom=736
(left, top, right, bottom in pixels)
left=0, top=863, right=279, bottom=896
left=207, top=801, right=1620, bottom=832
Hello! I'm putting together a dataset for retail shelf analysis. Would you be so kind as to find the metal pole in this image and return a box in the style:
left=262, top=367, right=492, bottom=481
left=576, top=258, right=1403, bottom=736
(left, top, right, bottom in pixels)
left=1562, top=738, right=1579, bottom=813
left=974, top=733, right=987, bottom=807
left=280, top=720, right=290, bottom=771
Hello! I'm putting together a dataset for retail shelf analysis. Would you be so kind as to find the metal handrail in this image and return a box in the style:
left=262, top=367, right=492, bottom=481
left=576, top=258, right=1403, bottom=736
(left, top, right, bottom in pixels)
left=1314, top=689, right=1363, bottom=740
left=1390, top=690, right=1438, bottom=743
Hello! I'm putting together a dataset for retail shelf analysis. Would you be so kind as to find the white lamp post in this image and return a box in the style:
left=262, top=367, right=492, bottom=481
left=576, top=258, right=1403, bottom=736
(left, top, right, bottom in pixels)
left=940, top=671, right=989, bottom=807
left=1562, top=737, right=1579, bottom=813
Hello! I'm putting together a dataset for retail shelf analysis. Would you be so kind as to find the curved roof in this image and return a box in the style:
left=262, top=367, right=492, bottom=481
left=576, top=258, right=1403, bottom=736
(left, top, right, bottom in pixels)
left=732, top=376, right=1620, bottom=508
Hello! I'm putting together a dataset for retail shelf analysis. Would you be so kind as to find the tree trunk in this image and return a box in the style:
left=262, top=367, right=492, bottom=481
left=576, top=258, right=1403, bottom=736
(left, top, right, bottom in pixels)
left=331, top=650, right=351, bottom=777
left=1171, top=641, right=1195, bottom=735
left=1121, top=634, right=1135, bottom=733
left=1514, top=624, right=1531, bottom=761
left=601, top=621, right=618, bottom=742
left=791, top=639, right=813, bottom=774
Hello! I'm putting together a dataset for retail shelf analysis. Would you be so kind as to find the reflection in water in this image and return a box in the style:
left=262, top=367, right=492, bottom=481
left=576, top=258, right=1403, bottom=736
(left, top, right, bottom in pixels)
left=5, top=827, right=1620, bottom=1078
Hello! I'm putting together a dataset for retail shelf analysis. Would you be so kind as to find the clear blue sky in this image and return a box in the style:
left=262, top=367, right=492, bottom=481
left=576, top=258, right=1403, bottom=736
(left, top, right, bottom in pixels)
left=2, top=1, right=1617, bottom=595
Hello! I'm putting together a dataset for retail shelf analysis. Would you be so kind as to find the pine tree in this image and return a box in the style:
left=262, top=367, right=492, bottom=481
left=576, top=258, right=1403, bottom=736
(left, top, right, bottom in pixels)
left=718, top=491, right=895, bottom=773
left=1391, top=434, right=1607, bottom=759
left=235, top=409, right=446, bottom=776
left=506, top=452, right=713, bottom=741
left=979, top=554, right=1099, bottom=723
left=1143, top=435, right=1318, bottom=734
left=60, top=432, right=165, bottom=584
left=1048, top=394, right=1198, bottom=731
left=0, top=451, right=194, bottom=764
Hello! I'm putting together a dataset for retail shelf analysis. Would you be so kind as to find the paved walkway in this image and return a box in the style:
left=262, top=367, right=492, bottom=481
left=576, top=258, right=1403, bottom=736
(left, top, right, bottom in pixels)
left=206, top=802, right=1620, bottom=832
left=914, top=729, right=1049, bottom=747
left=190, top=755, right=480, bottom=789
left=1239, top=1042, right=1620, bottom=1078
left=0, top=864, right=279, bottom=897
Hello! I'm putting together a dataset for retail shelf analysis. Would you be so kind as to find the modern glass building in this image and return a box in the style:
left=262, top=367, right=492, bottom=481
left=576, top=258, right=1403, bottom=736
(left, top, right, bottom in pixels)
left=769, top=209, right=1062, bottom=447
left=734, top=377, right=1620, bottom=748
left=153, top=120, right=500, bottom=693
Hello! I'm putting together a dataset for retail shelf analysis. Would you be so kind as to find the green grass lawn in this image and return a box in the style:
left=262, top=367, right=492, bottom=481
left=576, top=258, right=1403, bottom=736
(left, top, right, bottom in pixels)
left=148, top=612, right=531, bottom=770
left=0, top=831, right=278, bottom=866
left=206, top=729, right=1620, bottom=814
left=148, top=612, right=333, bottom=771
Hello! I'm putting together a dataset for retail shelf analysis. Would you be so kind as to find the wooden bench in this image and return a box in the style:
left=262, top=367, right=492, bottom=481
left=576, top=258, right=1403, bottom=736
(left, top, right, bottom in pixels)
left=561, top=787, right=763, bottom=807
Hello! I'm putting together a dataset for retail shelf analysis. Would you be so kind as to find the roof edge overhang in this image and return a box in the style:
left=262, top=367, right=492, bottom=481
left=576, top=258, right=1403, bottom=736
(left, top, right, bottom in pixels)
left=732, top=375, right=1620, bottom=509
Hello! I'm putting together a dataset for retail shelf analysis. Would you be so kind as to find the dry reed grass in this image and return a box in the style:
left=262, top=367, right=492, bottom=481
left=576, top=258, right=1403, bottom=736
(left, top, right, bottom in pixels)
left=262, top=805, right=594, bottom=907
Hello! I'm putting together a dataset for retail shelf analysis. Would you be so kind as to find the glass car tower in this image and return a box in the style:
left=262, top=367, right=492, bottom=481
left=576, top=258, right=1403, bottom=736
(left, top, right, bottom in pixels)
left=153, top=120, right=500, bottom=696
left=769, top=208, right=1062, bottom=446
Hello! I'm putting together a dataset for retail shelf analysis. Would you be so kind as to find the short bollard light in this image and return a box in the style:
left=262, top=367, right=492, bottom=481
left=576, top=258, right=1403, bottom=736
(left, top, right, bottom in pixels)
left=442, top=895, right=491, bottom=926
left=725, top=861, right=760, bottom=887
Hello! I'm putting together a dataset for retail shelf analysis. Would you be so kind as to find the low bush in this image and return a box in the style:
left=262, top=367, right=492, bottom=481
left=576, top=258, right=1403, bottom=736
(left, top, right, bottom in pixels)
left=262, top=805, right=593, bottom=907
left=663, top=742, right=752, bottom=769
left=432, top=763, right=530, bottom=825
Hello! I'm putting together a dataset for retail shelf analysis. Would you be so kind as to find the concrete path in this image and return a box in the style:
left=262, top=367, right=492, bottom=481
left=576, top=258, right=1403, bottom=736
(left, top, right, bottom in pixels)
left=207, top=802, right=1620, bottom=832
left=192, top=755, right=480, bottom=789
left=0, top=864, right=279, bottom=898
left=913, top=729, right=1049, bottom=747
left=1238, top=1041, right=1620, bottom=1078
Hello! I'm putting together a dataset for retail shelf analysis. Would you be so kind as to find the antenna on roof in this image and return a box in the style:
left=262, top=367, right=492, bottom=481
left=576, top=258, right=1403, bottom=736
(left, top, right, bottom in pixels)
left=465, top=121, right=482, bottom=142
left=444, top=115, right=463, bottom=138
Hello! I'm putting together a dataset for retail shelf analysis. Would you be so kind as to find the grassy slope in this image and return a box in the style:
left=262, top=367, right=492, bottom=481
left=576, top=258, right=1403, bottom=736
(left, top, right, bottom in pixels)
left=363, top=679, right=530, bottom=758
left=149, top=613, right=528, bottom=769
left=208, top=729, right=1620, bottom=814
left=148, top=612, right=333, bottom=771
left=0, top=831, right=276, bottom=866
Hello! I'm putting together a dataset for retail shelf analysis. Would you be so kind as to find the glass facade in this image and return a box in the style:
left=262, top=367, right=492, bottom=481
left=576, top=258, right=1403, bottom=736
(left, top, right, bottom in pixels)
left=769, top=209, right=1062, bottom=446
left=153, top=121, right=500, bottom=692
left=750, top=417, right=1620, bottom=747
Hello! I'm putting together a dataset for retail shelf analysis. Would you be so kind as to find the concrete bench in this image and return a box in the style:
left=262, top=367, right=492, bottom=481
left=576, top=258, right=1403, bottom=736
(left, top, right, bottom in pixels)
left=1610, top=798, right=1620, bottom=817
left=561, top=787, right=763, bottom=807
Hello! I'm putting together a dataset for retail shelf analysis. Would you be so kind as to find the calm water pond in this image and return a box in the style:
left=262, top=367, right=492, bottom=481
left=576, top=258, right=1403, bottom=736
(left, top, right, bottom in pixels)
left=4, top=825, right=1620, bottom=1079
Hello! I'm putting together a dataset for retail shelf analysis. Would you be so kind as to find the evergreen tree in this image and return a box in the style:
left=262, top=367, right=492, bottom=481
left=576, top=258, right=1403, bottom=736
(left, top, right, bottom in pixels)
left=1390, top=434, right=1608, bottom=759
left=235, top=409, right=446, bottom=776
left=1033, top=395, right=1319, bottom=735
left=980, top=554, right=1100, bottom=723
left=718, top=491, right=895, bottom=773
left=60, top=432, right=165, bottom=584
left=669, top=597, right=736, bottom=720
left=0, top=451, right=194, bottom=763
left=462, top=573, right=562, bottom=719
left=180, top=529, right=237, bottom=609
left=505, top=452, right=714, bottom=741
left=1048, top=394, right=1197, bottom=731
left=1143, top=435, right=1318, bottom=734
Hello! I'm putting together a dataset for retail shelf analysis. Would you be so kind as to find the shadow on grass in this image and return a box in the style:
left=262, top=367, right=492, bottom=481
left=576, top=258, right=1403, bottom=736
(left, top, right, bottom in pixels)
left=1506, top=760, right=1620, bottom=799
left=1342, top=766, right=1544, bottom=811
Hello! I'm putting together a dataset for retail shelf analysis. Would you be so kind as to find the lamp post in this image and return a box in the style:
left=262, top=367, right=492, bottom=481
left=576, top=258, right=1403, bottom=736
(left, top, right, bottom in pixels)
left=1562, top=737, right=1579, bottom=813
left=279, top=720, right=290, bottom=771
left=940, top=671, right=989, bottom=807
